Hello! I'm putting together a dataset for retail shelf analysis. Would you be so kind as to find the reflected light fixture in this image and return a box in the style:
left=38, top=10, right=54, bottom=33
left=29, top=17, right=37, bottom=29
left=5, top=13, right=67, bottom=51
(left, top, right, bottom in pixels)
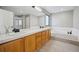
left=32, top=6, right=42, bottom=12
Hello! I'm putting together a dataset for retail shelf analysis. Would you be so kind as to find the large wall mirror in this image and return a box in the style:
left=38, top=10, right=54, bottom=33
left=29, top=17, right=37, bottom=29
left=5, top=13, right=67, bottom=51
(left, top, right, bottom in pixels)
left=13, top=15, right=30, bottom=29
left=38, top=15, right=50, bottom=27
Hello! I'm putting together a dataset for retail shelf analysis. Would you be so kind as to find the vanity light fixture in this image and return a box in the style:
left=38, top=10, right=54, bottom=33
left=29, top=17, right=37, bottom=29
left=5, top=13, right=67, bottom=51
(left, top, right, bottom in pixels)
left=32, top=6, right=42, bottom=12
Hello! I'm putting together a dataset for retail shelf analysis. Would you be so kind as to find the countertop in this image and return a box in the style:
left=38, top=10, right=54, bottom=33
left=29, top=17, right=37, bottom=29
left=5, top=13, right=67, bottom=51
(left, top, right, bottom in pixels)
left=0, top=27, right=51, bottom=44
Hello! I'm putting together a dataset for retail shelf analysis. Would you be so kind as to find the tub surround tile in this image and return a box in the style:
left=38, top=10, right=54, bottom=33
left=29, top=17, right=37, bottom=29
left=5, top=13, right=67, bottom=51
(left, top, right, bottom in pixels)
left=51, top=27, right=79, bottom=42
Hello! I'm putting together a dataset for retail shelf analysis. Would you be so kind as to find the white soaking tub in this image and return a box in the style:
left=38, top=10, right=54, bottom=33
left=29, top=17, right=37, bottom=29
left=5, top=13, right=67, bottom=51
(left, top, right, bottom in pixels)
left=52, top=33, right=78, bottom=42
left=51, top=27, right=79, bottom=42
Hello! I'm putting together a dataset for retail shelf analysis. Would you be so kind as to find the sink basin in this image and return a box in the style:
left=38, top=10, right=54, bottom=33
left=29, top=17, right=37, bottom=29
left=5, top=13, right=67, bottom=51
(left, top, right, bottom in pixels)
left=7, top=32, right=16, bottom=36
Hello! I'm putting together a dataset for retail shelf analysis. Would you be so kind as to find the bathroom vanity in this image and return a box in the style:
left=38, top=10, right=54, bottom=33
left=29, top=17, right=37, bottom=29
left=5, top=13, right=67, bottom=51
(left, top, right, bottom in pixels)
left=0, top=27, right=51, bottom=52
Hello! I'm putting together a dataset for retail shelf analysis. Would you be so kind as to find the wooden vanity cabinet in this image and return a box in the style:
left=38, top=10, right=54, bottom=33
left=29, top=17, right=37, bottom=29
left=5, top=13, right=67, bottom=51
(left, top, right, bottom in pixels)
left=0, top=39, right=24, bottom=52
left=0, top=29, right=51, bottom=52
left=24, top=34, right=36, bottom=52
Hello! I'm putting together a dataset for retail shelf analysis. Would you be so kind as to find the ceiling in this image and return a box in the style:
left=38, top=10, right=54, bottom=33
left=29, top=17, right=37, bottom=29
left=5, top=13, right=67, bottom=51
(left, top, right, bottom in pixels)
left=0, top=6, right=45, bottom=16
left=41, top=6, right=75, bottom=13
left=0, top=6, right=75, bottom=16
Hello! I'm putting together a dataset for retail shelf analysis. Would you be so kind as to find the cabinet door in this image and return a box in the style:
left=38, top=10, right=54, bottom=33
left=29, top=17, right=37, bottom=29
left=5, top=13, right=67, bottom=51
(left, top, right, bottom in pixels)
left=24, top=34, right=36, bottom=52
left=36, top=32, right=42, bottom=50
left=41, top=31, right=46, bottom=45
left=2, top=39, right=24, bottom=52
left=0, top=45, right=4, bottom=52
left=48, top=29, right=51, bottom=40
left=46, top=30, right=49, bottom=41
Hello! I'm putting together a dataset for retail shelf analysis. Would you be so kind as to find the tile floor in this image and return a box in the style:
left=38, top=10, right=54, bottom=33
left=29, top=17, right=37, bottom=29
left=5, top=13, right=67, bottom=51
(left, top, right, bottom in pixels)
left=39, top=37, right=79, bottom=52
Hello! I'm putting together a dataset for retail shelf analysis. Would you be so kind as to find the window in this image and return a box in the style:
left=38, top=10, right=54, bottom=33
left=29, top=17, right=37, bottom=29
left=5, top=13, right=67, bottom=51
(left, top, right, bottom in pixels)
left=45, top=15, right=49, bottom=26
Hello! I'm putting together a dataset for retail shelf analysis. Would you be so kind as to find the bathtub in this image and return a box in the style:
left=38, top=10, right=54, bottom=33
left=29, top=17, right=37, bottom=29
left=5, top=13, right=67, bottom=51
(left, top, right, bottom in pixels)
left=51, top=27, right=79, bottom=42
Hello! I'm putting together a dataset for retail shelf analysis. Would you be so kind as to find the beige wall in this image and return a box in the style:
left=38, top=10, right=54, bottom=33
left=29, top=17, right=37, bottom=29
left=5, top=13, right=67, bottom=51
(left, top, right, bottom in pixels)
left=73, top=7, right=79, bottom=29
left=51, top=11, right=73, bottom=27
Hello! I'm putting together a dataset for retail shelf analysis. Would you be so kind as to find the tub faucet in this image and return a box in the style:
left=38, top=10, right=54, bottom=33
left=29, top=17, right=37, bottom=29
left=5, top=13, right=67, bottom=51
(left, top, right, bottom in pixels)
left=70, top=31, right=72, bottom=34
left=67, top=31, right=72, bottom=34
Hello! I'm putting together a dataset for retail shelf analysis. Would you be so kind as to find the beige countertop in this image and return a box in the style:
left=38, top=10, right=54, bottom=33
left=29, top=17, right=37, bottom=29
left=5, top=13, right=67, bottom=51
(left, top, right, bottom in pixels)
left=0, top=27, right=51, bottom=44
